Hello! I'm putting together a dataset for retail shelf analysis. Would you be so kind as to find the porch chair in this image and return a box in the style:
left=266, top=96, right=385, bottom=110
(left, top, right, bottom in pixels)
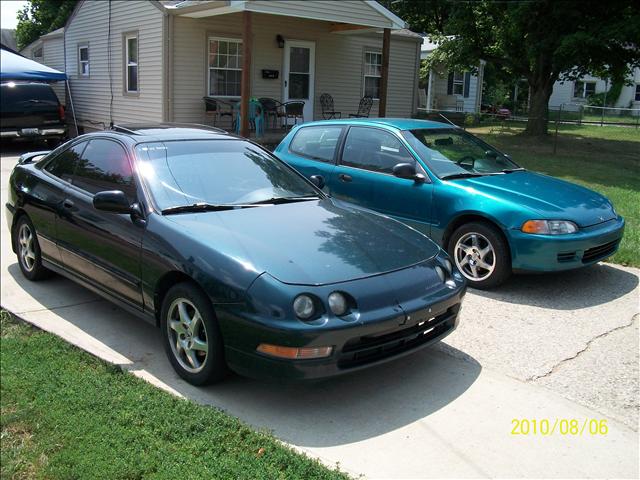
left=235, top=98, right=265, bottom=137
left=202, top=96, right=234, bottom=127
left=258, top=97, right=285, bottom=129
left=349, top=96, right=373, bottom=118
left=282, top=101, right=305, bottom=128
left=319, top=93, right=341, bottom=119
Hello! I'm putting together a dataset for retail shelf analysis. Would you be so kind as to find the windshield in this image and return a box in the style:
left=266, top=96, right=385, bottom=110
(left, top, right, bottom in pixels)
left=402, top=128, right=520, bottom=178
left=135, top=140, right=320, bottom=211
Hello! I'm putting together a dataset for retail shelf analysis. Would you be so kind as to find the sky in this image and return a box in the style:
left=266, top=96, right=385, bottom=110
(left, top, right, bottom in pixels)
left=1, top=0, right=29, bottom=29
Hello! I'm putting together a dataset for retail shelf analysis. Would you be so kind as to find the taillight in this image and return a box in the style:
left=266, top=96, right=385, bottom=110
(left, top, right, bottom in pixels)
left=58, top=104, right=65, bottom=121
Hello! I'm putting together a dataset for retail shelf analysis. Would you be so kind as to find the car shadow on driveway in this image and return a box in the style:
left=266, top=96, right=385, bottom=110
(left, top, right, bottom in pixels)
left=6, top=261, right=482, bottom=448
left=474, top=263, right=638, bottom=309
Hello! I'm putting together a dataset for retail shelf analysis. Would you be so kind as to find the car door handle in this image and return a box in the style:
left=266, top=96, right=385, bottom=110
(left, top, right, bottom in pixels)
left=62, top=199, right=74, bottom=209
left=338, top=173, right=352, bottom=183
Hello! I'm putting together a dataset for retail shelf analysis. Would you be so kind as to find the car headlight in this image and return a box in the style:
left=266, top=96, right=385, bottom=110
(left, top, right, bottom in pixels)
left=435, top=266, right=446, bottom=283
left=293, top=294, right=315, bottom=320
left=328, top=292, right=348, bottom=316
left=521, top=220, right=578, bottom=235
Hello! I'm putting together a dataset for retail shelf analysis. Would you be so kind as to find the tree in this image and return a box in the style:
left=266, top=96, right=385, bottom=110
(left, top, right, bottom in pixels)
left=15, top=0, right=78, bottom=50
left=388, top=0, right=640, bottom=135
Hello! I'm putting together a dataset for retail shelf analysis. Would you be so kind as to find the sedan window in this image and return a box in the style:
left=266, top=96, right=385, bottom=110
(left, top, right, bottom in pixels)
left=402, top=128, right=519, bottom=178
left=135, top=140, right=320, bottom=211
left=289, top=126, right=343, bottom=162
left=341, top=127, right=415, bottom=174
left=71, top=139, right=136, bottom=200
left=43, top=142, right=87, bottom=183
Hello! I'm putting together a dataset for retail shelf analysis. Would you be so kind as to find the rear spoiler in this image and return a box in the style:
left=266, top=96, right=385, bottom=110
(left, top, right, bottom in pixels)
left=18, top=151, right=51, bottom=165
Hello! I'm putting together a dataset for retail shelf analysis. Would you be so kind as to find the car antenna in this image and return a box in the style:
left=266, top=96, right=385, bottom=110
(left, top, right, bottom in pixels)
left=438, top=113, right=458, bottom=127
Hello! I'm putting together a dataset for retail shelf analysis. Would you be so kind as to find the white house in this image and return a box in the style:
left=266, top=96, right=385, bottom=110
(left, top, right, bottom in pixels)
left=419, top=37, right=485, bottom=113
left=549, top=67, right=640, bottom=114
left=54, top=0, right=422, bottom=134
left=19, top=27, right=66, bottom=104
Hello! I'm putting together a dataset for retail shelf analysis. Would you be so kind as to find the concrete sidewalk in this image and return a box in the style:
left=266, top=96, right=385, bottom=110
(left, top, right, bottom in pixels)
left=2, top=149, right=638, bottom=478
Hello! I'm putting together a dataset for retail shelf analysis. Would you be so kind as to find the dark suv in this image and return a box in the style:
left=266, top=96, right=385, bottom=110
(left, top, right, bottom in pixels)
left=1, top=82, right=67, bottom=145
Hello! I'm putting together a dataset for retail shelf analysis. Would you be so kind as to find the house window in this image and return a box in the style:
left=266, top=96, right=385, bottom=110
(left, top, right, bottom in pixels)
left=125, top=34, right=138, bottom=93
left=208, top=37, right=242, bottom=97
left=635, top=84, right=640, bottom=102
left=33, top=46, right=43, bottom=60
left=363, top=51, right=382, bottom=99
left=78, top=45, right=89, bottom=76
left=452, top=71, right=464, bottom=95
left=574, top=80, right=596, bottom=99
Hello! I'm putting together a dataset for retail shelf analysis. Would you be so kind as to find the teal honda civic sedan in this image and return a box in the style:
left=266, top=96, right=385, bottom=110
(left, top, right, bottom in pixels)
left=275, top=118, right=625, bottom=289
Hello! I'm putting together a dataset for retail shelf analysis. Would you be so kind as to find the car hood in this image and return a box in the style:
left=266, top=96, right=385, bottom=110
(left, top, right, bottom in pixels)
left=454, top=171, right=616, bottom=227
left=165, top=198, right=439, bottom=286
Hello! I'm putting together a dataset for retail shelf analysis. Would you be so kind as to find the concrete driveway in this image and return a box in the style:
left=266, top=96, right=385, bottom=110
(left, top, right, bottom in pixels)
left=1, top=144, right=638, bottom=478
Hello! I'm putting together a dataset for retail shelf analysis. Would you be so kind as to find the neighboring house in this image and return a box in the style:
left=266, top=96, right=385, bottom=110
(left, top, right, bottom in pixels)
left=1, top=28, right=17, bottom=51
left=419, top=37, right=485, bottom=113
left=19, top=28, right=66, bottom=104
left=549, top=67, right=640, bottom=114
left=60, top=0, right=422, bottom=131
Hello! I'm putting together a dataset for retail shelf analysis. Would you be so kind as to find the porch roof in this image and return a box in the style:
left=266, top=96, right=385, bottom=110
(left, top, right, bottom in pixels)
left=164, top=0, right=407, bottom=31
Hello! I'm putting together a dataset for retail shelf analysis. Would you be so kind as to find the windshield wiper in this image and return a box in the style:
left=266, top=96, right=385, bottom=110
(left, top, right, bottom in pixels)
left=248, top=195, right=320, bottom=205
left=501, top=168, right=525, bottom=173
left=440, top=172, right=485, bottom=180
left=161, top=202, right=257, bottom=215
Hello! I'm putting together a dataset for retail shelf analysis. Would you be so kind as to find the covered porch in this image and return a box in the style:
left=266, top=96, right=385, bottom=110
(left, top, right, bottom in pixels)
left=166, top=0, right=416, bottom=139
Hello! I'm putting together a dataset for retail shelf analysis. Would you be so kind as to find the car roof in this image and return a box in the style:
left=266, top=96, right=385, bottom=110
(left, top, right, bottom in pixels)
left=295, top=117, right=455, bottom=131
left=108, top=123, right=235, bottom=141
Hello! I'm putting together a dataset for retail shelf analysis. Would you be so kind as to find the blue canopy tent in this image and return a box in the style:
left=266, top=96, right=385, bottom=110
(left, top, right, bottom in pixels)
left=1, top=47, right=78, bottom=133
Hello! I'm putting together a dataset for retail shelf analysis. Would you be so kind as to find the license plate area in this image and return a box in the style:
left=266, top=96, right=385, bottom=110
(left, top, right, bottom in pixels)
left=20, top=128, right=40, bottom=136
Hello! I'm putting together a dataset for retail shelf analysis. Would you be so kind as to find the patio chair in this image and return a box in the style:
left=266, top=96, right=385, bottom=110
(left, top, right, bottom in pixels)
left=282, top=101, right=305, bottom=128
left=349, top=96, right=373, bottom=118
left=258, top=97, right=285, bottom=129
left=203, top=96, right=234, bottom=127
left=235, top=98, right=265, bottom=137
left=320, top=93, right=341, bottom=119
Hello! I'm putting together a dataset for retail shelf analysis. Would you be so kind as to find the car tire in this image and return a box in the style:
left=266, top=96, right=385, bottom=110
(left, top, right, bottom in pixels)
left=448, top=221, right=511, bottom=289
left=160, top=282, right=227, bottom=385
left=14, top=215, right=52, bottom=281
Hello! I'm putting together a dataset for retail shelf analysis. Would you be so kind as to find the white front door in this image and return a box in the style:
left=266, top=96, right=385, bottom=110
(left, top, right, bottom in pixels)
left=283, top=40, right=315, bottom=124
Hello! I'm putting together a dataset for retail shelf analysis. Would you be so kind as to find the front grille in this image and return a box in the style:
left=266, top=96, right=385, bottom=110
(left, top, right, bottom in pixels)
left=337, top=306, right=458, bottom=369
left=557, top=252, right=577, bottom=263
left=582, top=240, right=619, bottom=263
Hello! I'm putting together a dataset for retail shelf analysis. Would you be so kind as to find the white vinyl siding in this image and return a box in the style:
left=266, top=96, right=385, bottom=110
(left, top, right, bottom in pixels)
left=171, top=12, right=419, bottom=123
left=42, top=34, right=66, bottom=104
left=65, top=0, right=164, bottom=128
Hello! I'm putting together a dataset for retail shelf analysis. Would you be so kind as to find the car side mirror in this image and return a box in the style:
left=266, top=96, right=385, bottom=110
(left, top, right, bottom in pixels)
left=310, top=175, right=325, bottom=189
left=485, top=150, right=498, bottom=159
left=93, top=190, right=132, bottom=214
left=392, top=163, right=425, bottom=183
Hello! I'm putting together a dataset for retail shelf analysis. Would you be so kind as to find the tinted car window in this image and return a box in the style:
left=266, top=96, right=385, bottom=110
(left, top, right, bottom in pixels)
left=0, top=83, right=60, bottom=114
left=135, top=140, right=318, bottom=210
left=71, top=139, right=135, bottom=199
left=44, top=142, right=87, bottom=183
left=341, top=127, right=414, bottom=174
left=289, top=126, right=343, bottom=162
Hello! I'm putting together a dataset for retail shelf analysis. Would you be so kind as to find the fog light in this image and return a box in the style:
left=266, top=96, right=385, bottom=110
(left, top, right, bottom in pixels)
left=435, top=266, right=446, bottom=283
left=328, top=292, right=348, bottom=316
left=256, top=344, right=333, bottom=359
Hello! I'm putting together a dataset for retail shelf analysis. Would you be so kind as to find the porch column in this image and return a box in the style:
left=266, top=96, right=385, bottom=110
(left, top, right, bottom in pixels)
left=378, top=28, right=390, bottom=117
left=240, top=11, right=252, bottom=137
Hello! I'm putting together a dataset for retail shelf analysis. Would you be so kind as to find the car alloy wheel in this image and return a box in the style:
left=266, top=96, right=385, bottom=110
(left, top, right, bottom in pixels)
left=166, top=298, right=209, bottom=374
left=18, top=223, right=37, bottom=272
left=454, top=232, right=496, bottom=282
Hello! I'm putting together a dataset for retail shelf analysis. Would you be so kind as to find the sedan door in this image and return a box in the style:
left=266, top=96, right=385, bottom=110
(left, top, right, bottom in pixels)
left=329, top=126, right=433, bottom=235
left=56, top=139, right=145, bottom=308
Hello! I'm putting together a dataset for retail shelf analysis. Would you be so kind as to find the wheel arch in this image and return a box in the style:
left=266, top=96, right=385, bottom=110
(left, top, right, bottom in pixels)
left=153, top=271, right=207, bottom=327
left=10, top=208, right=29, bottom=253
left=442, top=213, right=511, bottom=258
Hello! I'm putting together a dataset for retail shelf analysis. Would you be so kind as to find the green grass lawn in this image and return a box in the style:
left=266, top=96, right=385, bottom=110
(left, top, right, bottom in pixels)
left=468, top=123, right=640, bottom=267
left=0, top=311, right=348, bottom=480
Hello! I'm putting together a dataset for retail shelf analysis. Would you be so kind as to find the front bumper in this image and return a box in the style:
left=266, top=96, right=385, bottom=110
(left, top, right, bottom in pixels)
left=219, top=287, right=464, bottom=381
left=509, top=216, right=625, bottom=272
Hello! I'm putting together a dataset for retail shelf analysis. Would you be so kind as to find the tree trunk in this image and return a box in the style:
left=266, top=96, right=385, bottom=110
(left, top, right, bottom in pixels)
left=524, top=82, right=554, bottom=136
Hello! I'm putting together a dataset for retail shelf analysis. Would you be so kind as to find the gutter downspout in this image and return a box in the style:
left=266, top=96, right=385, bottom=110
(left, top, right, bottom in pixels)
left=475, top=60, right=486, bottom=113
left=426, top=68, right=434, bottom=112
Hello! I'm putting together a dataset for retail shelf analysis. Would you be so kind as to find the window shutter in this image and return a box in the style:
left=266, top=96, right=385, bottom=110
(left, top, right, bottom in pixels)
left=447, top=72, right=454, bottom=95
left=463, top=72, right=471, bottom=98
